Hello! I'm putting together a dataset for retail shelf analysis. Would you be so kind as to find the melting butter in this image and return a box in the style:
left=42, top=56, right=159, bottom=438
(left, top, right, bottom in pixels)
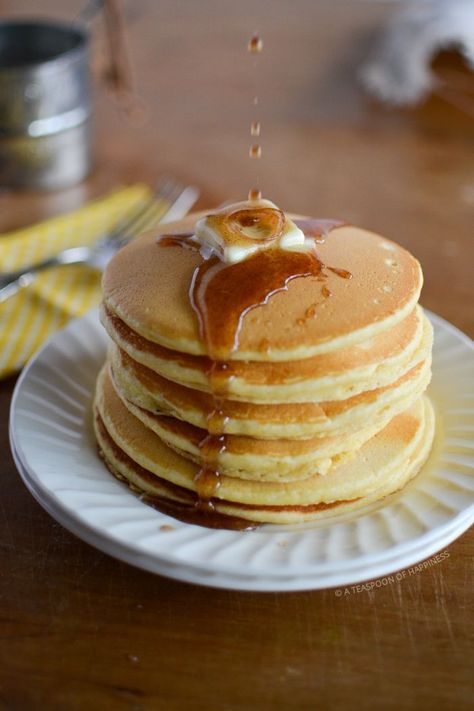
left=195, top=199, right=307, bottom=264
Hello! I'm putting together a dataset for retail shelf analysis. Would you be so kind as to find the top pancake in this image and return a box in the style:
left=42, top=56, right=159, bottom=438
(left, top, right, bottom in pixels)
left=103, top=212, right=423, bottom=361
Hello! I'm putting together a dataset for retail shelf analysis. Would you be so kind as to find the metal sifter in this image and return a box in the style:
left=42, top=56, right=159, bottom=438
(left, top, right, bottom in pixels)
left=0, top=19, right=91, bottom=190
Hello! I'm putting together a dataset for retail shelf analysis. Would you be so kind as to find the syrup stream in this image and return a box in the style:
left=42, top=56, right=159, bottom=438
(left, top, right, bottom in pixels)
left=248, top=32, right=262, bottom=201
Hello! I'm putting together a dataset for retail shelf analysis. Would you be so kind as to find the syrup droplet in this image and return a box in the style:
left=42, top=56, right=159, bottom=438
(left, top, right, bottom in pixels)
left=249, top=144, right=262, bottom=159
left=194, top=433, right=226, bottom=511
left=248, top=188, right=262, bottom=201
left=207, top=402, right=229, bottom=436
left=208, top=360, right=232, bottom=398
left=327, top=265, right=352, bottom=280
left=248, top=34, right=263, bottom=53
left=251, top=120, right=261, bottom=136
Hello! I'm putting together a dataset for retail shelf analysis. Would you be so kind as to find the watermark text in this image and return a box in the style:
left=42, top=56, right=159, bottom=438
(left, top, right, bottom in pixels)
left=334, top=550, right=450, bottom=597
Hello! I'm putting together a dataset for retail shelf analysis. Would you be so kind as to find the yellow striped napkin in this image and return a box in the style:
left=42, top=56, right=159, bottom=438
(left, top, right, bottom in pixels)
left=0, top=184, right=154, bottom=379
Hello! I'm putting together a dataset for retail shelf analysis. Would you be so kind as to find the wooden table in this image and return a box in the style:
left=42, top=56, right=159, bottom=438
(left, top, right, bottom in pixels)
left=1, top=2, right=473, bottom=708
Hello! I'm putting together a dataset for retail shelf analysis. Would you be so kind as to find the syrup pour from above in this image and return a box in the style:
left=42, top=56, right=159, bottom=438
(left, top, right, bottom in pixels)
left=152, top=31, right=347, bottom=525
left=248, top=32, right=262, bottom=200
left=157, top=208, right=349, bottom=523
left=144, top=34, right=350, bottom=528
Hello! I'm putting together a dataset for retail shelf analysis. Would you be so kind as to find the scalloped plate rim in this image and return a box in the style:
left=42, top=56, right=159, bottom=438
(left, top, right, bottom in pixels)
left=9, top=435, right=474, bottom=591
left=9, top=307, right=474, bottom=587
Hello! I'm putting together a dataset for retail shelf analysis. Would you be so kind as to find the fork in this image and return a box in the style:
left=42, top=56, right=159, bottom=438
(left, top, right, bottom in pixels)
left=0, top=177, right=199, bottom=304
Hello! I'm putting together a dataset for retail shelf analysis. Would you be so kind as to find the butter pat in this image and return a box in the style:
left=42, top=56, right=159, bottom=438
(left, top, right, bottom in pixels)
left=195, top=199, right=306, bottom=264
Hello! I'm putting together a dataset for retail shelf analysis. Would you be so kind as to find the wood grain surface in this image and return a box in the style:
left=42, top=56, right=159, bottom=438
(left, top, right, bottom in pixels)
left=0, top=1, right=473, bottom=709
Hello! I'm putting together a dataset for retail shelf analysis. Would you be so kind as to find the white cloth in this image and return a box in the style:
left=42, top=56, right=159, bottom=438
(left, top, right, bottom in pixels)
left=360, top=0, right=474, bottom=105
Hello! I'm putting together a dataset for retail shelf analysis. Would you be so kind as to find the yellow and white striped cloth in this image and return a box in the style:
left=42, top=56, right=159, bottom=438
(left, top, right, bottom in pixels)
left=0, top=184, right=156, bottom=379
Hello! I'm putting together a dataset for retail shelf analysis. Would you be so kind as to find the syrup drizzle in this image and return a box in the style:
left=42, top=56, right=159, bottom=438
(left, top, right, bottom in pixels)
left=158, top=217, right=349, bottom=519
left=168, top=217, right=350, bottom=363
left=192, top=360, right=233, bottom=512
left=251, top=120, right=261, bottom=136
left=194, top=433, right=225, bottom=512
left=97, top=412, right=255, bottom=530
left=190, top=248, right=326, bottom=359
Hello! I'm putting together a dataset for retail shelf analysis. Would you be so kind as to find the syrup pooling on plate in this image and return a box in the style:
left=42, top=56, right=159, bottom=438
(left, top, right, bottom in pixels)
left=142, top=494, right=258, bottom=530
left=96, top=410, right=257, bottom=530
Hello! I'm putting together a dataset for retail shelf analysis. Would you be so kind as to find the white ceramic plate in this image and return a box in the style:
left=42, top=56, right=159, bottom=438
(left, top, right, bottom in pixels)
left=9, top=309, right=474, bottom=591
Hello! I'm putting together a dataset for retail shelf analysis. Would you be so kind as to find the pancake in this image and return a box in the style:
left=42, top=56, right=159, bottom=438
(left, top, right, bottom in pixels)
left=94, top=376, right=435, bottom=523
left=102, top=214, right=423, bottom=361
left=94, top=204, right=435, bottom=527
left=103, top=365, right=400, bottom=481
left=101, top=304, right=432, bottom=403
left=110, top=343, right=432, bottom=441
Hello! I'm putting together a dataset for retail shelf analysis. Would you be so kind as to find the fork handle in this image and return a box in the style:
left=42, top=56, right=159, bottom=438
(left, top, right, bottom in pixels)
left=0, top=247, right=91, bottom=304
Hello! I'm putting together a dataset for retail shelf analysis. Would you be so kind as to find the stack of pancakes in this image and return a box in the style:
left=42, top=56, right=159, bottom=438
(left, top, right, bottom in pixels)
left=94, top=211, right=435, bottom=526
